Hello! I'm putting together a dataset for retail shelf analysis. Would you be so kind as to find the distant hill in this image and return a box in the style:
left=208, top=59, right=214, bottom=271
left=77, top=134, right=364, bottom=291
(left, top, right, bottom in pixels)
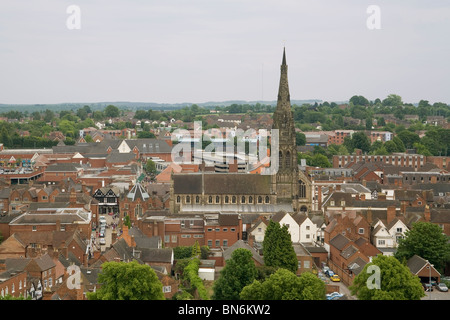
left=0, top=99, right=326, bottom=113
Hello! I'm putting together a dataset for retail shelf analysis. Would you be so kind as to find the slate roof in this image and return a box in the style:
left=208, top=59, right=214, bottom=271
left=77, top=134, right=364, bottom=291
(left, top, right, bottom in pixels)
left=340, top=245, right=359, bottom=260
left=218, top=213, right=240, bottom=226
left=407, top=255, right=440, bottom=275
left=172, top=172, right=272, bottom=195
left=44, top=163, right=82, bottom=172
left=329, top=233, right=351, bottom=251
left=223, top=240, right=264, bottom=265
left=139, top=248, right=173, bottom=263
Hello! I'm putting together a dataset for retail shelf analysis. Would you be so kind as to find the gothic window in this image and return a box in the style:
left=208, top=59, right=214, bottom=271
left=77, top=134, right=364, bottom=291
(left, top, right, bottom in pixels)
left=225, top=196, right=229, bottom=204
left=186, top=196, right=190, bottom=204
left=195, top=196, right=200, bottom=204
left=134, top=204, right=142, bottom=217
left=249, top=196, right=253, bottom=203
left=279, top=151, right=283, bottom=168
left=232, top=196, right=236, bottom=204
left=299, top=180, right=306, bottom=198
left=258, top=196, right=263, bottom=204
left=216, top=196, right=220, bottom=203
left=208, top=196, right=213, bottom=204
left=285, top=151, right=291, bottom=168
left=176, top=196, right=181, bottom=203
left=241, top=196, right=246, bottom=204
left=265, top=196, right=270, bottom=204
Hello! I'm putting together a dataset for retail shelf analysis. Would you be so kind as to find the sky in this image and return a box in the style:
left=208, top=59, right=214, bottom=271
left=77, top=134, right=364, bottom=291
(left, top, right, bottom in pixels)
left=0, top=0, right=449, bottom=105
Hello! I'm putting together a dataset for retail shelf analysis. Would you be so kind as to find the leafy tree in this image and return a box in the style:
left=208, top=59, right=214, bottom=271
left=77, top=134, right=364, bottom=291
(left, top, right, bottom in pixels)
left=397, top=130, right=420, bottom=149
left=240, top=269, right=325, bottom=300
left=392, top=136, right=406, bottom=152
left=413, top=142, right=432, bottom=156
left=350, top=255, right=424, bottom=300
left=350, top=131, right=371, bottom=153
left=137, top=131, right=156, bottom=139
left=145, top=159, right=157, bottom=174
left=295, top=132, right=306, bottom=146
left=263, top=220, right=298, bottom=273
left=382, top=94, right=403, bottom=107
left=104, top=105, right=120, bottom=118
left=86, top=261, right=165, bottom=300
left=213, top=248, right=258, bottom=300
left=395, top=222, right=450, bottom=273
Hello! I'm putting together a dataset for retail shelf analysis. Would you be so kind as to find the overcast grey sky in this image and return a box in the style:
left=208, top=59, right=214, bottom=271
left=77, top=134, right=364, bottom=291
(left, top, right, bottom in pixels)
left=0, top=0, right=449, bottom=105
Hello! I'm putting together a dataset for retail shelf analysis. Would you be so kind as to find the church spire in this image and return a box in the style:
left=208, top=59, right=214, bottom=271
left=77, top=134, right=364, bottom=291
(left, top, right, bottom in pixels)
left=276, top=47, right=290, bottom=108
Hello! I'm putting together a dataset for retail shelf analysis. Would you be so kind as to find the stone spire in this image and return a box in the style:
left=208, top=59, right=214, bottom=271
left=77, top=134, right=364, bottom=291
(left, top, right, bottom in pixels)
left=277, top=47, right=291, bottom=109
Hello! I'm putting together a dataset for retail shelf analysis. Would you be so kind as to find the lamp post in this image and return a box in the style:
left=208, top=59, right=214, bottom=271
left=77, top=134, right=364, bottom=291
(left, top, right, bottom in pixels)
left=426, top=262, right=433, bottom=300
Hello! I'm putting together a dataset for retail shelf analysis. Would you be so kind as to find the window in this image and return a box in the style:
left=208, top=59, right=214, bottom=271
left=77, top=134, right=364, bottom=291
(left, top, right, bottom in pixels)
left=207, top=228, right=212, bottom=232
left=207, top=240, right=212, bottom=247
left=223, top=228, right=228, bottom=232
left=163, top=286, right=172, bottom=293
left=208, top=196, right=213, bottom=204
left=341, top=200, right=346, bottom=206
left=232, top=196, right=236, bottom=203
left=181, top=235, right=191, bottom=238
left=164, top=235, right=170, bottom=243
left=186, top=196, right=190, bottom=204
left=215, top=240, right=220, bottom=247
left=378, top=240, right=385, bottom=246
left=249, top=196, right=253, bottom=204
left=298, top=261, right=302, bottom=268
left=231, top=228, right=236, bottom=232
left=258, top=196, right=262, bottom=204
left=265, top=196, right=269, bottom=204
left=171, top=235, right=177, bottom=243
left=396, top=227, right=403, bottom=233
left=358, top=228, right=364, bottom=234
left=216, top=196, right=220, bottom=203
left=32, top=226, right=37, bottom=232
left=11, top=283, right=15, bottom=293
left=223, top=240, right=228, bottom=248
left=215, top=228, right=220, bottom=232
left=241, top=196, right=246, bottom=204
left=225, top=196, right=229, bottom=204
left=258, top=227, right=262, bottom=232
left=330, top=200, right=335, bottom=206
left=306, top=226, right=310, bottom=230
left=195, top=196, right=200, bottom=203
left=304, top=260, right=310, bottom=269
left=49, top=278, right=52, bottom=288
left=176, top=196, right=181, bottom=204
left=306, top=234, right=310, bottom=239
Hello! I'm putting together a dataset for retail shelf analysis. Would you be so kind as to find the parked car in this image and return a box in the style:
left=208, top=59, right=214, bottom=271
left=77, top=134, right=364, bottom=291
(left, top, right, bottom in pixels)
left=99, top=229, right=105, bottom=237
left=330, top=274, right=341, bottom=282
left=436, top=283, right=448, bottom=292
left=327, top=270, right=335, bottom=277
left=99, top=238, right=106, bottom=245
left=326, top=292, right=343, bottom=300
left=423, top=283, right=434, bottom=292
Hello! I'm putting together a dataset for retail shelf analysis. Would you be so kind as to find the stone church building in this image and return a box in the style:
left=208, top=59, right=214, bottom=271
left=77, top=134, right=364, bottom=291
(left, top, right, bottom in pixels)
left=170, top=48, right=312, bottom=215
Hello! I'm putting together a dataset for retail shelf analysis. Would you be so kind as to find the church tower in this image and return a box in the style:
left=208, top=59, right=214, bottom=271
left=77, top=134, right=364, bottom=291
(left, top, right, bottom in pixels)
left=272, top=48, right=300, bottom=207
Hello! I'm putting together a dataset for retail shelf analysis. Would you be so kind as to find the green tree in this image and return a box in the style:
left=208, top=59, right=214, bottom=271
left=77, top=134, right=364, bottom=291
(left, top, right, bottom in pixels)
left=350, top=255, right=424, bottom=300
left=382, top=94, right=403, bottom=107
left=397, top=130, right=420, bottom=149
left=295, top=132, right=306, bottom=146
left=104, top=105, right=120, bottom=118
left=86, top=261, right=165, bottom=300
left=263, top=220, right=298, bottom=273
left=350, top=131, right=371, bottom=153
left=240, top=269, right=325, bottom=300
left=145, top=159, right=157, bottom=174
left=395, top=222, right=450, bottom=273
left=213, top=248, right=258, bottom=300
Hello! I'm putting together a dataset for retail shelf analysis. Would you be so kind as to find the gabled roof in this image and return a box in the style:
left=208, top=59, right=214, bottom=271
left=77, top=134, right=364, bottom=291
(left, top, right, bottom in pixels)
left=329, top=233, right=351, bottom=251
left=407, top=255, right=440, bottom=276
left=223, top=240, right=264, bottom=265
left=139, top=248, right=173, bottom=264
left=340, top=245, right=359, bottom=260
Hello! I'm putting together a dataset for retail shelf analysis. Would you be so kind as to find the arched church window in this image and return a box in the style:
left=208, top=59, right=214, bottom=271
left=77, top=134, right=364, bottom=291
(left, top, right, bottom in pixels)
left=208, top=196, right=213, bottom=204
left=249, top=196, right=253, bottom=203
left=225, top=196, right=229, bottom=204
left=258, top=196, right=263, bottom=204
left=232, top=196, right=236, bottom=203
left=265, top=196, right=270, bottom=204
left=299, top=180, right=306, bottom=198
left=241, top=196, right=246, bottom=204
left=285, top=151, right=291, bottom=168
left=279, top=151, right=283, bottom=168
